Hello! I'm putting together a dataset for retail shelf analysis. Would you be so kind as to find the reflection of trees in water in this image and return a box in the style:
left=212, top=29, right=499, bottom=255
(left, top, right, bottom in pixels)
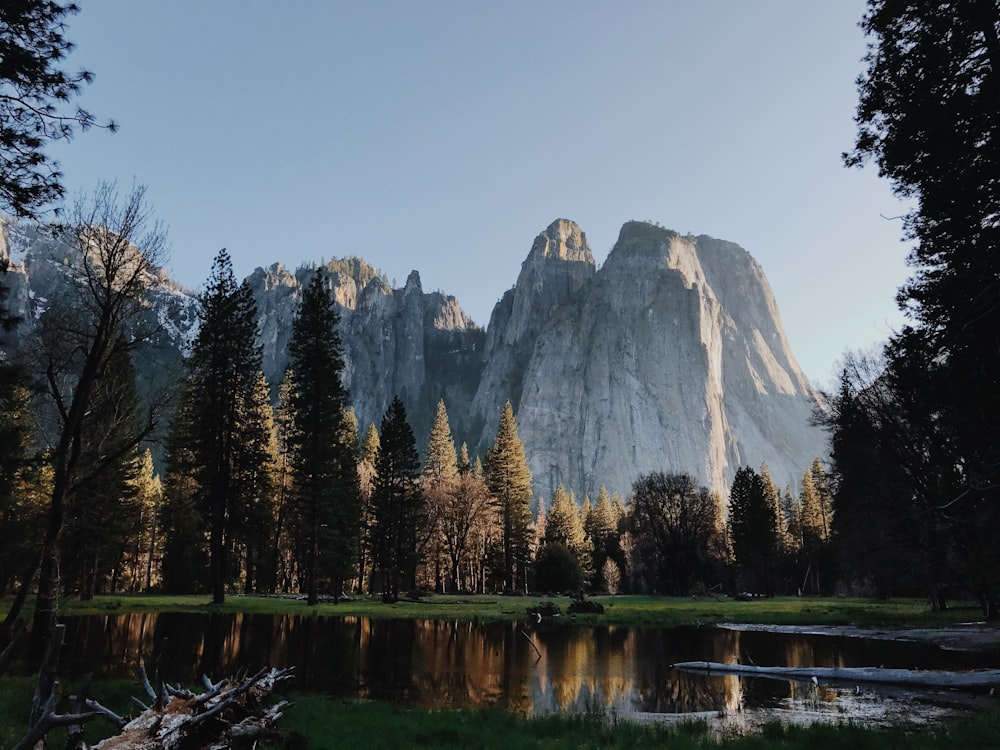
left=356, top=619, right=535, bottom=712
left=54, top=614, right=980, bottom=719
left=60, top=612, right=158, bottom=678
left=626, top=627, right=744, bottom=714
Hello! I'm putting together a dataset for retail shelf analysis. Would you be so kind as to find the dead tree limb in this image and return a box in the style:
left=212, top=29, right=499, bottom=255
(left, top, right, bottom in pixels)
left=0, top=618, right=25, bottom=678
left=92, top=666, right=294, bottom=749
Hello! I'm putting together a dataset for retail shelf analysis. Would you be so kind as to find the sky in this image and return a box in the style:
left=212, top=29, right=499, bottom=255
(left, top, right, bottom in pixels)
left=46, top=1, right=911, bottom=387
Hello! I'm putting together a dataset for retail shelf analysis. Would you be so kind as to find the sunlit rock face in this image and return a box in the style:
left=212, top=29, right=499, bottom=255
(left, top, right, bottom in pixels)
left=245, top=261, right=486, bottom=447
left=471, top=219, right=597, bottom=450
left=0, top=218, right=199, bottom=400
left=2, top=217, right=825, bottom=502
left=479, top=221, right=826, bottom=504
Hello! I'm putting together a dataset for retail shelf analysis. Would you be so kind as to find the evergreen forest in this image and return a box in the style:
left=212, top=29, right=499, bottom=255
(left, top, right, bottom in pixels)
left=1, top=0, right=999, bottom=635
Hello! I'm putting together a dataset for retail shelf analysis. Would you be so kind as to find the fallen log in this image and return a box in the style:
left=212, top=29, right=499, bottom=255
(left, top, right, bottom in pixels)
left=672, top=661, right=1000, bottom=689
left=12, top=629, right=294, bottom=750
left=93, top=665, right=294, bottom=749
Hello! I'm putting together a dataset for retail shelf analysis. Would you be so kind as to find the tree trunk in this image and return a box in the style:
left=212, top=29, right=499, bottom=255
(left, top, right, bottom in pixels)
left=145, top=505, right=158, bottom=592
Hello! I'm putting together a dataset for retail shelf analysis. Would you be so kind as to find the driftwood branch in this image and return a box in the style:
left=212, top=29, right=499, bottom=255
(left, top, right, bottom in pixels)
left=672, top=661, right=1000, bottom=689
left=13, top=632, right=293, bottom=750
left=82, top=697, right=128, bottom=730
left=92, top=666, right=294, bottom=749
left=519, top=628, right=543, bottom=660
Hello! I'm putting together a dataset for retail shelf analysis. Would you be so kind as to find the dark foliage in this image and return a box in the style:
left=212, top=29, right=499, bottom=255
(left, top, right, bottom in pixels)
left=728, top=466, right=778, bottom=596
left=370, top=396, right=425, bottom=602
left=0, top=1, right=116, bottom=217
left=628, top=472, right=722, bottom=595
left=59, top=345, right=141, bottom=599
left=286, top=268, right=359, bottom=605
left=833, top=1, right=1000, bottom=616
left=532, top=542, right=584, bottom=593
left=160, top=384, right=209, bottom=594
left=187, top=249, right=262, bottom=604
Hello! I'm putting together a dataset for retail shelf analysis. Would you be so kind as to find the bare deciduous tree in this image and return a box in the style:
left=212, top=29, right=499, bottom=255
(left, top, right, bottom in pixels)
left=2, top=182, right=167, bottom=638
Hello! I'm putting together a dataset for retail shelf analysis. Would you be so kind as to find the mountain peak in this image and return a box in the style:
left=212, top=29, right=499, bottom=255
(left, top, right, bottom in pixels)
left=530, top=219, right=594, bottom=265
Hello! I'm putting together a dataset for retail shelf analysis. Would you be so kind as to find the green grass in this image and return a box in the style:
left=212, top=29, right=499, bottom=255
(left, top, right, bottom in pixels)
left=0, top=593, right=981, bottom=628
left=3, top=669, right=998, bottom=749
left=0, top=676, right=137, bottom=750
left=264, top=694, right=1000, bottom=750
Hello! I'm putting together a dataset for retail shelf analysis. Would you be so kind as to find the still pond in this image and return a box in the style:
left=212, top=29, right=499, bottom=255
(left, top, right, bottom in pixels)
left=33, top=613, right=1000, bottom=730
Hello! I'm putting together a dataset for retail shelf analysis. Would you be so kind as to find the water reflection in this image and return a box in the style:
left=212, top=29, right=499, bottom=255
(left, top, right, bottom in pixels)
left=54, top=614, right=999, bottom=723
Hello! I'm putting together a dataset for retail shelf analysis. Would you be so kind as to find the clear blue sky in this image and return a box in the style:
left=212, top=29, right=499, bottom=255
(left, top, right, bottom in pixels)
left=49, top=1, right=910, bottom=387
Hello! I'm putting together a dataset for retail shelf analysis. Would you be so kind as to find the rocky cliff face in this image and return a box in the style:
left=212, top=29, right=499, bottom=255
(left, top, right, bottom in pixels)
left=505, top=221, right=824, bottom=503
left=1, top=216, right=826, bottom=504
left=244, top=260, right=485, bottom=445
left=470, top=219, right=596, bottom=444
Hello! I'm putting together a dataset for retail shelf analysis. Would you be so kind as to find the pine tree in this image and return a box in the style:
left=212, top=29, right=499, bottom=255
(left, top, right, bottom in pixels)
left=799, top=469, right=825, bottom=549
left=355, top=422, right=380, bottom=592
left=458, top=442, right=471, bottom=474
left=533, top=496, right=547, bottom=554
left=782, top=484, right=802, bottom=554
left=160, top=385, right=209, bottom=594
left=188, top=249, right=262, bottom=604
left=798, top=466, right=832, bottom=595
left=370, top=396, right=424, bottom=601
left=727, top=466, right=778, bottom=596
left=286, top=268, right=360, bottom=605
left=611, top=491, right=627, bottom=525
left=231, top=370, right=279, bottom=594
left=127, top=449, right=162, bottom=593
left=421, top=400, right=458, bottom=592
left=342, top=407, right=360, bottom=459
left=424, top=400, right=458, bottom=482
left=542, top=484, right=592, bottom=587
left=485, top=401, right=533, bottom=592
left=0, top=384, right=47, bottom=598
left=361, top=423, right=380, bottom=466
left=585, top=486, right=621, bottom=592
left=270, top=371, right=297, bottom=592
left=0, top=1, right=117, bottom=217
left=809, top=457, right=833, bottom=541
left=759, top=463, right=787, bottom=550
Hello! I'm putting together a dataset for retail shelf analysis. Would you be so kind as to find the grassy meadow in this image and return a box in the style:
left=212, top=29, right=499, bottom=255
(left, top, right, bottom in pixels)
left=3, top=679, right=1000, bottom=750
left=0, top=592, right=983, bottom=628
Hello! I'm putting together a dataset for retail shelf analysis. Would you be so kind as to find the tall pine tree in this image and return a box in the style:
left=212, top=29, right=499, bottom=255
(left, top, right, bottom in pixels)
left=188, top=249, right=262, bottom=604
left=424, top=400, right=458, bottom=482
left=369, top=396, right=424, bottom=601
left=231, top=370, right=279, bottom=594
left=286, top=268, right=360, bottom=605
left=160, top=384, right=209, bottom=594
left=485, top=401, right=533, bottom=593
left=728, top=466, right=778, bottom=596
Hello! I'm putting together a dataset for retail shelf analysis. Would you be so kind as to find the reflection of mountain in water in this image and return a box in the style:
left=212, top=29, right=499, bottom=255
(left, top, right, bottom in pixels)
left=51, top=613, right=1000, bottom=721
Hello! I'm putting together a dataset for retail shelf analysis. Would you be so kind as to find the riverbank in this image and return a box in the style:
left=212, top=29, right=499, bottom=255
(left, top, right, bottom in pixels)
left=2, top=593, right=990, bottom=630
left=268, top=696, right=1000, bottom=750
left=2, top=679, right=999, bottom=750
